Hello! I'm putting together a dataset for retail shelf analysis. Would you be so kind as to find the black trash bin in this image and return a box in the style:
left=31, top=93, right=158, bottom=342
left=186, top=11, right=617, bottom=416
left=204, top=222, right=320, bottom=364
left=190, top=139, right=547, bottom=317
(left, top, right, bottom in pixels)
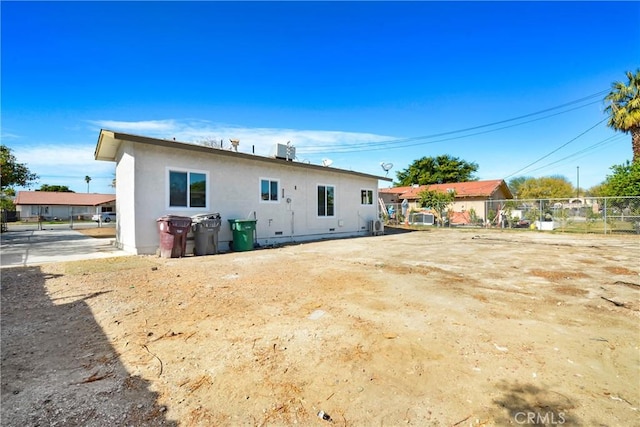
left=156, top=215, right=192, bottom=258
left=191, top=213, right=222, bottom=256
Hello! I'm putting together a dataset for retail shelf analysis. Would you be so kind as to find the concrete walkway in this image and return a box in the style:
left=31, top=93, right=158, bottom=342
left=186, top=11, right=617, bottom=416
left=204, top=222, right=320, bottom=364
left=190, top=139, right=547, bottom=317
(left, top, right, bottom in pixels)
left=1, top=228, right=129, bottom=268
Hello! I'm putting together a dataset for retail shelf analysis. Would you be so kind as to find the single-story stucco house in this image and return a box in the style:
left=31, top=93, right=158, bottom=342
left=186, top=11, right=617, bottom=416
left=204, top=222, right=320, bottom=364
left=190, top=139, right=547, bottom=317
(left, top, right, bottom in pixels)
left=94, top=129, right=392, bottom=255
left=13, top=191, right=116, bottom=221
left=379, top=179, right=513, bottom=224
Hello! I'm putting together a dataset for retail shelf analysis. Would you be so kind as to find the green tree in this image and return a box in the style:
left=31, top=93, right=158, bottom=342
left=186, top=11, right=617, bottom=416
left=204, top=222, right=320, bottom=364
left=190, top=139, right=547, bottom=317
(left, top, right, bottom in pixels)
left=517, top=176, right=574, bottom=199
left=85, top=175, right=91, bottom=193
left=0, top=145, right=38, bottom=191
left=38, top=185, right=74, bottom=192
left=604, top=69, right=640, bottom=162
left=0, top=188, right=16, bottom=211
left=395, top=155, right=478, bottom=186
left=599, top=161, right=640, bottom=197
left=418, top=189, right=456, bottom=225
left=507, top=176, right=532, bottom=199
left=586, top=182, right=607, bottom=197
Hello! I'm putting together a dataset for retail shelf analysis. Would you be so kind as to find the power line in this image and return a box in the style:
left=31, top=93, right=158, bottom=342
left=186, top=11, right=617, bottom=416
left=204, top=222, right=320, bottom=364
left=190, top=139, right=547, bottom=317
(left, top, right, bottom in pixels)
left=33, top=174, right=114, bottom=180
left=503, top=117, right=608, bottom=179
left=296, top=89, right=609, bottom=154
left=300, top=100, right=604, bottom=154
left=512, top=134, right=624, bottom=176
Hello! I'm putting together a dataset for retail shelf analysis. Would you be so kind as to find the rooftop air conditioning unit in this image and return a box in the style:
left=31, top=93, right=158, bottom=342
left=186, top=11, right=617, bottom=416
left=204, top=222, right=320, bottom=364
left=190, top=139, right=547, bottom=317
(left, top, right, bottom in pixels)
left=270, top=143, right=295, bottom=161
left=368, top=219, right=384, bottom=236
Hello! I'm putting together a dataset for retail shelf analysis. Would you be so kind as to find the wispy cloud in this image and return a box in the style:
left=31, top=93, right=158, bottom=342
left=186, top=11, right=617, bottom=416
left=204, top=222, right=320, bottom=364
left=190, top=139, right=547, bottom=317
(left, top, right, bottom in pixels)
left=1, top=131, right=22, bottom=140
left=87, top=119, right=396, bottom=159
left=12, top=144, right=115, bottom=190
left=87, top=119, right=178, bottom=133
left=14, top=145, right=98, bottom=168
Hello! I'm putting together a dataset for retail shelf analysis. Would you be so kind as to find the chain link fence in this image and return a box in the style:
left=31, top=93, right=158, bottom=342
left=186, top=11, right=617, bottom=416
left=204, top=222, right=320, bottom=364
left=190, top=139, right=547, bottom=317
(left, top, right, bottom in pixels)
left=493, top=196, right=640, bottom=234
left=381, top=196, right=640, bottom=235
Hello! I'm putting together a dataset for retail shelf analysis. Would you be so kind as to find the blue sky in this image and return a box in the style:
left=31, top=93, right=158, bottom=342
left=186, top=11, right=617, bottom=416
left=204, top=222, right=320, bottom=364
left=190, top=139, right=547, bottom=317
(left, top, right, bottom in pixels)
left=2, top=1, right=639, bottom=195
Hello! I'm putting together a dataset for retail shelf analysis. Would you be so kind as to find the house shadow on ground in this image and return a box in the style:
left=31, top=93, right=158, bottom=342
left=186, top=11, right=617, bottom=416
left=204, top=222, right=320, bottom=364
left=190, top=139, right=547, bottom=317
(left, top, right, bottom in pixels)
left=491, top=380, right=580, bottom=426
left=383, top=224, right=419, bottom=235
left=0, top=266, right=176, bottom=427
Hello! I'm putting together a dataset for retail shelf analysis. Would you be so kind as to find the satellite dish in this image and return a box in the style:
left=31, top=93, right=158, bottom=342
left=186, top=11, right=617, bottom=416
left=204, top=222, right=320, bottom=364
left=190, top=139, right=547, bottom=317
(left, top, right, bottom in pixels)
left=322, top=158, right=333, bottom=167
left=380, top=162, right=394, bottom=176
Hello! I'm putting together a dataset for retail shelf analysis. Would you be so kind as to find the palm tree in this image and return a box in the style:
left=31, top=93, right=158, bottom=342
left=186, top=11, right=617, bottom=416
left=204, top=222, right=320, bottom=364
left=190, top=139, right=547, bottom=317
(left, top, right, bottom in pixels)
left=85, top=175, right=92, bottom=193
left=604, top=69, right=640, bottom=162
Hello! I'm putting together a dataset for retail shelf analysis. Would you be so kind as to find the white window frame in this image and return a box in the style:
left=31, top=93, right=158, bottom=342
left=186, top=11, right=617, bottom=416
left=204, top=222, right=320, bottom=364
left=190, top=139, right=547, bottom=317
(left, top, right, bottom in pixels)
left=259, top=178, right=280, bottom=203
left=360, top=188, right=374, bottom=205
left=165, top=167, right=209, bottom=210
left=317, top=184, right=336, bottom=218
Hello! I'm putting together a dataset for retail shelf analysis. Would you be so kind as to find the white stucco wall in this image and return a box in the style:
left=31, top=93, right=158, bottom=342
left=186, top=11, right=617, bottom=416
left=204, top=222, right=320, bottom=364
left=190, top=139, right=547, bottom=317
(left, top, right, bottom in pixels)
left=116, top=142, right=381, bottom=255
left=114, top=142, right=139, bottom=253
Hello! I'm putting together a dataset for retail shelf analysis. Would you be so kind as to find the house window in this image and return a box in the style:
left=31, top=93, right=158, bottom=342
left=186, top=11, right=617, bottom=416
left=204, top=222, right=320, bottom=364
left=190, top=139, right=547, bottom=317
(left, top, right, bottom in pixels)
left=361, top=189, right=373, bottom=205
left=31, top=206, right=49, bottom=215
left=169, top=170, right=207, bottom=208
left=260, top=179, right=279, bottom=202
left=317, top=185, right=335, bottom=217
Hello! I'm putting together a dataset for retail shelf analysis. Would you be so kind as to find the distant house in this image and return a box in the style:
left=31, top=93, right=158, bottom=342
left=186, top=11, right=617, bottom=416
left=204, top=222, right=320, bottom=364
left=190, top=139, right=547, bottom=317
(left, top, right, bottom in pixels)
left=14, top=191, right=116, bottom=221
left=94, top=129, right=391, bottom=255
left=379, top=179, right=513, bottom=224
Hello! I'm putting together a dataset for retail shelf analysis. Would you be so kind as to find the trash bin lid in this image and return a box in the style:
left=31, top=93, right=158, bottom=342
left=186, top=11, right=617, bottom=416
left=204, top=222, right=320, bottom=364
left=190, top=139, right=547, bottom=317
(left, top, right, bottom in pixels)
left=157, top=214, right=191, bottom=221
left=157, top=215, right=192, bottom=227
left=192, top=213, right=221, bottom=222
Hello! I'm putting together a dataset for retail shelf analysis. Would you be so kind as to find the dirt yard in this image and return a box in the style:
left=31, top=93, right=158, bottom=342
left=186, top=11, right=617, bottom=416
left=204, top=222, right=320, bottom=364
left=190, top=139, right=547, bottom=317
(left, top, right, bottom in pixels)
left=75, top=226, right=118, bottom=239
left=1, top=228, right=639, bottom=426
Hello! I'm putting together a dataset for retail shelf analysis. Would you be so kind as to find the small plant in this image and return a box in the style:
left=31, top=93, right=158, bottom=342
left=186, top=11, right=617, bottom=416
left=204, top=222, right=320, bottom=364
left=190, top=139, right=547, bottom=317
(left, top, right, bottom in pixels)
left=468, top=208, right=478, bottom=224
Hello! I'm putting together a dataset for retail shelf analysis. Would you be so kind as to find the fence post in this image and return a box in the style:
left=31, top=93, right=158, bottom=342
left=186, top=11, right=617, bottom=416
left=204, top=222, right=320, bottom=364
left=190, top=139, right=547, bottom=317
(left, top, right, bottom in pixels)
left=603, top=198, right=607, bottom=235
left=484, top=200, right=487, bottom=227
left=539, top=199, right=543, bottom=230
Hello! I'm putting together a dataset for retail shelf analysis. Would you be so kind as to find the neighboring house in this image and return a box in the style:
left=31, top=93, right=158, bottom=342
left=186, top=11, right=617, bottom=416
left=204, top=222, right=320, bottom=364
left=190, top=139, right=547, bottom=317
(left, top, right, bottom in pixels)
left=14, top=192, right=116, bottom=221
left=94, top=129, right=392, bottom=255
left=379, top=179, right=513, bottom=224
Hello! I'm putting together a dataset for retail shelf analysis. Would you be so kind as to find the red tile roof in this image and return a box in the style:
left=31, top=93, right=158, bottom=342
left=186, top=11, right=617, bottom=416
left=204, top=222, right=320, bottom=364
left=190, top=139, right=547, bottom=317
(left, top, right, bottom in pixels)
left=380, top=179, right=512, bottom=199
left=14, top=191, right=115, bottom=206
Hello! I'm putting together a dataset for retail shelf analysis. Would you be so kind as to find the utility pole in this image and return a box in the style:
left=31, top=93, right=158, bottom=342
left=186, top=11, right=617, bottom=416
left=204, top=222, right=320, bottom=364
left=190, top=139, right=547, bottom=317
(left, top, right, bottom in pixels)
left=576, top=166, right=580, bottom=199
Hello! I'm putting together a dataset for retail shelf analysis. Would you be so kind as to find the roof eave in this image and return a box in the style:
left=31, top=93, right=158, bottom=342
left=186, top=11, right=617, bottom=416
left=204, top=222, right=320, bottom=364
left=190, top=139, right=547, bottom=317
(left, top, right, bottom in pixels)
left=94, top=129, right=120, bottom=161
left=94, top=129, right=392, bottom=182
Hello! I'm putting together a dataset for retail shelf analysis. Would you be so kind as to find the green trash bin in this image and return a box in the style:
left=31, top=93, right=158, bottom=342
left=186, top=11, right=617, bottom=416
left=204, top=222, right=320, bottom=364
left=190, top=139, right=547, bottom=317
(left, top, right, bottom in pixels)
left=228, top=219, right=257, bottom=252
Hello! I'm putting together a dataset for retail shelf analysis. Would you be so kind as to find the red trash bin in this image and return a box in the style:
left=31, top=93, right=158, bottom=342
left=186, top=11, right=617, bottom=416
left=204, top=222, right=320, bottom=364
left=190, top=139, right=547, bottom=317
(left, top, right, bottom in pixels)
left=156, top=215, right=192, bottom=258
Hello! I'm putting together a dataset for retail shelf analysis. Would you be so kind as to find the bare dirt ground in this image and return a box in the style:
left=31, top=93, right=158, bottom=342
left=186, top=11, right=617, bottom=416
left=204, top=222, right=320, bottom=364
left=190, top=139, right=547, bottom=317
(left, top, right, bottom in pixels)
left=1, top=228, right=639, bottom=426
left=76, top=227, right=117, bottom=239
